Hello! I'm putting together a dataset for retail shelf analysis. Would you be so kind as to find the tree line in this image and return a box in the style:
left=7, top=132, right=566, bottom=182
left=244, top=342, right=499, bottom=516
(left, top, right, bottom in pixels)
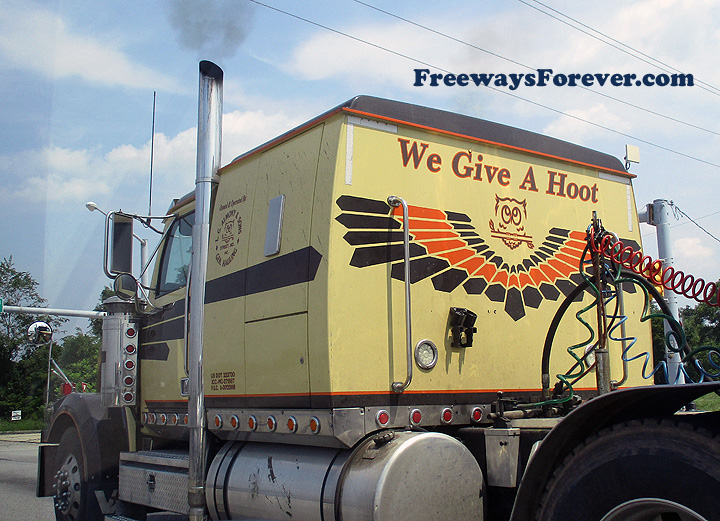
left=0, top=257, right=107, bottom=421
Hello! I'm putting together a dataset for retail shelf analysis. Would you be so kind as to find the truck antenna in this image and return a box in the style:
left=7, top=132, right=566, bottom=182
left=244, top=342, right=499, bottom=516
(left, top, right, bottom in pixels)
left=148, top=90, right=156, bottom=217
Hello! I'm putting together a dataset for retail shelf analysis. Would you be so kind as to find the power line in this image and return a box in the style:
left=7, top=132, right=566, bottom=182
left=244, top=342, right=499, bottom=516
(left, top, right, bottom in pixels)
left=247, top=0, right=720, bottom=169
left=671, top=204, right=720, bottom=244
left=351, top=0, right=720, bottom=138
left=523, top=0, right=720, bottom=96
left=517, top=0, right=720, bottom=97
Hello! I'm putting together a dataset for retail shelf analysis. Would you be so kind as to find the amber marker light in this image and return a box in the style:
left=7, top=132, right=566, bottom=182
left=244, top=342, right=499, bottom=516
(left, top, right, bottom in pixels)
left=267, top=416, right=277, bottom=431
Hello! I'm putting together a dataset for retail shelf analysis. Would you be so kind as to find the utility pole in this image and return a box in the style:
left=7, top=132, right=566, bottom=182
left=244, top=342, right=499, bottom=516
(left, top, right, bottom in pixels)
left=638, top=199, right=685, bottom=384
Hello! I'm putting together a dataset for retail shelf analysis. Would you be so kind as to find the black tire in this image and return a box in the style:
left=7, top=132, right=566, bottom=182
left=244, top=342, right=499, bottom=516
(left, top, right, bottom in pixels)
left=536, top=418, right=720, bottom=521
left=53, top=428, right=103, bottom=521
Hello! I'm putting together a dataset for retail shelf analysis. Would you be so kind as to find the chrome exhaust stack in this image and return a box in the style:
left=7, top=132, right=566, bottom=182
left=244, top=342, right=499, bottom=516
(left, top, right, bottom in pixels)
left=188, top=60, right=223, bottom=521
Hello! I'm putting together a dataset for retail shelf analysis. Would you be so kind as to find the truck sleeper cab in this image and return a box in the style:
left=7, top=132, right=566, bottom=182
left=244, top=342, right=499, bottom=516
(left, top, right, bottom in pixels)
left=39, top=64, right=720, bottom=521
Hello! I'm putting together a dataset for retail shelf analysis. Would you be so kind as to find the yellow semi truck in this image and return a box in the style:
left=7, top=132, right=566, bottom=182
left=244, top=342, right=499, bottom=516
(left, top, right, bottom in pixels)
left=36, top=62, right=720, bottom=521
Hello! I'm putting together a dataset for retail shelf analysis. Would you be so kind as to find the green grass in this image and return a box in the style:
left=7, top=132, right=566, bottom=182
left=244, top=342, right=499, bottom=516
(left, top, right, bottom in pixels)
left=0, top=417, right=44, bottom=432
left=694, top=392, right=720, bottom=412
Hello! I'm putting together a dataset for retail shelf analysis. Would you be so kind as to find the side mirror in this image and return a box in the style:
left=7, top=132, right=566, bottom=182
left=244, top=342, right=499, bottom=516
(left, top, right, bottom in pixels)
left=27, top=321, right=53, bottom=344
left=111, top=212, right=134, bottom=274
left=114, top=273, right=139, bottom=301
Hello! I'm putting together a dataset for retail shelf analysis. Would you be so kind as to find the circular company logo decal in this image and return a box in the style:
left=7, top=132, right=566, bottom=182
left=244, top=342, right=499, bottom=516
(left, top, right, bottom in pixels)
left=215, top=209, right=242, bottom=267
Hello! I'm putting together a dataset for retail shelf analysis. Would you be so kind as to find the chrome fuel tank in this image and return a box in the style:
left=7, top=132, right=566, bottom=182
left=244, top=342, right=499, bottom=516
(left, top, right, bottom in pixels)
left=206, top=430, right=484, bottom=521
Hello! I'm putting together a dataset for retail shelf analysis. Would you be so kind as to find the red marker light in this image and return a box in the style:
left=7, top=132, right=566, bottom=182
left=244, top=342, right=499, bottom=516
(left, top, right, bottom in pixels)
left=471, top=407, right=483, bottom=423
left=376, top=410, right=390, bottom=426
left=442, top=408, right=453, bottom=424
left=125, top=344, right=136, bottom=355
left=410, top=409, right=422, bottom=425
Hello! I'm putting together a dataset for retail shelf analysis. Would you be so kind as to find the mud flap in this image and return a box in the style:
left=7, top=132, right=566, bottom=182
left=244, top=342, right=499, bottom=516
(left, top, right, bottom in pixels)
left=36, top=443, right=59, bottom=497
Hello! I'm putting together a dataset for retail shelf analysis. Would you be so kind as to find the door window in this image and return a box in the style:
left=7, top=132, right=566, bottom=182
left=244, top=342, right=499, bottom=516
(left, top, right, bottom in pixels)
left=157, top=212, right=194, bottom=295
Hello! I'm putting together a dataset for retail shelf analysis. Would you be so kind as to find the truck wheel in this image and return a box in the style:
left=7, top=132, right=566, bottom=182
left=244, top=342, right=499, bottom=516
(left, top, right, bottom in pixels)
left=53, top=428, right=103, bottom=521
left=535, top=418, right=720, bottom=521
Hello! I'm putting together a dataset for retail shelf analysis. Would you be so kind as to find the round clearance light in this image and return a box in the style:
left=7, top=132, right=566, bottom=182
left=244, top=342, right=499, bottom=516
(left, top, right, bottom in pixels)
left=148, top=413, right=156, bottom=424
left=122, top=392, right=134, bottom=403
left=309, top=416, right=321, bottom=434
left=124, top=359, right=135, bottom=371
left=214, top=415, right=222, bottom=428
left=287, top=417, right=298, bottom=433
left=125, top=344, right=136, bottom=355
left=248, top=415, right=257, bottom=431
left=158, top=413, right=167, bottom=426
left=471, top=407, right=483, bottom=423
left=126, top=327, right=137, bottom=338
left=267, top=416, right=277, bottom=432
left=169, top=413, right=179, bottom=426
left=123, top=375, right=135, bottom=386
left=441, top=408, right=453, bottom=424
left=376, top=410, right=390, bottom=427
left=410, top=409, right=423, bottom=425
left=414, top=339, right=438, bottom=370
left=230, top=415, right=239, bottom=430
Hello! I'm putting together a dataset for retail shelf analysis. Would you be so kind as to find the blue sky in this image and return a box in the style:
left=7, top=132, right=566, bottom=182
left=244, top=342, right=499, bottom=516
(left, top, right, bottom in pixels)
left=1, top=0, right=718, bottom=334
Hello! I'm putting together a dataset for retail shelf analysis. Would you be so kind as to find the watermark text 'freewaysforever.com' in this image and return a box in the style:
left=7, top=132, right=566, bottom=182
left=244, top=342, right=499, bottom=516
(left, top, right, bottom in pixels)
left=413, top=68, right=694, bottom=90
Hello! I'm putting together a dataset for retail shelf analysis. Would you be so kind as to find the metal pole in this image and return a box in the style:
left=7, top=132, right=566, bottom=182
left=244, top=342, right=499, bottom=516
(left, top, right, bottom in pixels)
left=140, top=239, right=149, bottom=289
left=1, top=305, right=107, bottom=319
left=188, top=60, right=223, bottom=521
left=591, top=212, right=611, bottom=395
left=652, top=199, right=685, bottom=384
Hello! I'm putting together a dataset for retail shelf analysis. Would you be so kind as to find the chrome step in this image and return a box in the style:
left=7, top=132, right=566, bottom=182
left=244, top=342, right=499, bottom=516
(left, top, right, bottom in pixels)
left=118, top=450, right=189, bottom=515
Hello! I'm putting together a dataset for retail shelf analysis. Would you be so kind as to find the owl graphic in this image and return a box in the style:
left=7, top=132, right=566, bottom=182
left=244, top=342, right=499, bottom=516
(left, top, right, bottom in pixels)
left=489, top=195, right=534, bottom=250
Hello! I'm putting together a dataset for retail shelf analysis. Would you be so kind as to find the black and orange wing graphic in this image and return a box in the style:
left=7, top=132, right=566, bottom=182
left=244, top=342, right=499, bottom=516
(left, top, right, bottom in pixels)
left=336, top=195, right=591, bottom=321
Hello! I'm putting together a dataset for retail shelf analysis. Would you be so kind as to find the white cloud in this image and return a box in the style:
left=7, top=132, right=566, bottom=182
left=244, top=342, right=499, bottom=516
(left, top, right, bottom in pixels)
left=284, top=19, right=462, bottom=93
left=0, top=0, right=180, bottom=91
left=673, top=236, right=715, bottom=272
left=0, top=106, right=304, bottom=208
left=541, top=103, right=631, bottom=146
